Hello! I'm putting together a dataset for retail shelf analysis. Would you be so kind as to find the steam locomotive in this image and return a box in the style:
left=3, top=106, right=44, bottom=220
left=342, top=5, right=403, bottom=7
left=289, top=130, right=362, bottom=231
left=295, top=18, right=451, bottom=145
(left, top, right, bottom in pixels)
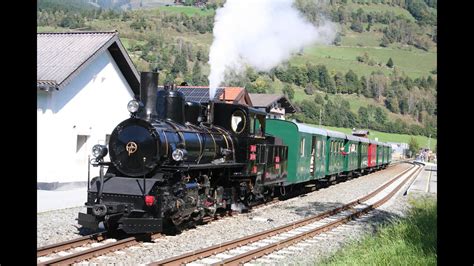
left=78, top=72, right=288, bottom=234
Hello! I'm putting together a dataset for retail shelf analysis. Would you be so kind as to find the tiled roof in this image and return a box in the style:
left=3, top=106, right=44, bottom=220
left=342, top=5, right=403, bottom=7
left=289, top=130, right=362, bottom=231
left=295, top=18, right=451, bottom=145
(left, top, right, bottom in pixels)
left=219, top=87, right=244, bottom=102
left=37, top=31, right=139, bottom=92
left=249, top=93, right=296, bottom=113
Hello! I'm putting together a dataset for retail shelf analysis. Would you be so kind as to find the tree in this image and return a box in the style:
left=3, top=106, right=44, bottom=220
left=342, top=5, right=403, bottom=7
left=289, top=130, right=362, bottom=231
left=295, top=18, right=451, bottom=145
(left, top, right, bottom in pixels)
left=385, top=93, right=400, bottom=113
left=386, top=57, right=394, bottom=68
left=306, top=63, right=320, bottom=86
left=191, top=62, right=202, bottom=85
left=314, top=94, right=325, bottom=105
left=358, top=106, right=369, bottom=128
left=249, top=76, right=271, bottom=93
left=408, top=137, right=420, bottom=158
left=171, top=53, right=188, bottom=75
left=333, top=34, right=342, bottom=46
left=304, top=83, right=315, bottom=95
left=345, top=70, right=360, bottom=94
left=334, top=72, right=346, bottom=94
left=317, top=65, right=335, bottom=93
left=380, top=35, right=390, bottom=47
left=350, top=20, right=364, bottom=33
left=374, top=107, right=387, bottom=124
left=282, top=84, right=295, bottom=100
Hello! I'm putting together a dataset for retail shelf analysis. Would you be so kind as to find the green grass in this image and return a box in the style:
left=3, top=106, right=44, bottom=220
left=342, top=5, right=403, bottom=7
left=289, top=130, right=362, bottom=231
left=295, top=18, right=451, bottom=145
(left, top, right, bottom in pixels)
left=321, top=195, right=437, bottom=265
left=37, top=26, right=72, bottom=32
left=291, top=44, right=436, bottom=79
left=341, top=30, right=384, bottom=47
left=315, top=124, right=436, bottom=148
left=154, top=6, right=214, bottom=16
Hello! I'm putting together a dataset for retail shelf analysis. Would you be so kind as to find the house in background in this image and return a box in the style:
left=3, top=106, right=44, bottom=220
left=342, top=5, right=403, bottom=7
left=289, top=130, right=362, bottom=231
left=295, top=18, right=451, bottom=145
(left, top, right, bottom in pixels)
left=37, top=31, right=139, bottom=190
left=248, top=94, right=296, bottom=120
left=352, top=129, right=370, bottom=138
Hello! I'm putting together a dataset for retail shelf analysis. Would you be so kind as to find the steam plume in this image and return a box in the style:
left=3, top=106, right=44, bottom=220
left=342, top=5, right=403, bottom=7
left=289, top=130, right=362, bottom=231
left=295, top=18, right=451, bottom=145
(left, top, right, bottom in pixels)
left=207, top=0, right=336, bottom=99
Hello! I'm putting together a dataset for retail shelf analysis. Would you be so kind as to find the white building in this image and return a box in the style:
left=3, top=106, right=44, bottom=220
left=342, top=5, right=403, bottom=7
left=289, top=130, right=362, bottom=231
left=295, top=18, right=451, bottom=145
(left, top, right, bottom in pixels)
left=37, top=31, right=140, bottom=190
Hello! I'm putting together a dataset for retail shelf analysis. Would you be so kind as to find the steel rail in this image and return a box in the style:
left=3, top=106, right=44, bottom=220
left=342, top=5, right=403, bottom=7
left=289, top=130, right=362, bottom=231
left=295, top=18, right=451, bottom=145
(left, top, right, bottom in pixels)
left=216, top=165, right=424, bottom=265
left=149, top=163, right=416, bottom=266
left=37, top=232, right=107, bottom=257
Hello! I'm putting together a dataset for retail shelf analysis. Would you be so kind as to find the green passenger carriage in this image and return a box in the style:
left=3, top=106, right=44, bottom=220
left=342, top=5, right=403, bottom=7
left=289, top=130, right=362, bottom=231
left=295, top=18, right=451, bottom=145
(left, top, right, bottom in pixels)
left=358, top=137, right=370, bottom=171
left=266, top=119, right=327, bottom=185
left=344, top=134, right=361, bottom=174
left=265, top=119, right=392, bottom=188
left=376, top=141, right=384, bottom=168
left=326, top=130, right=346, bottom=177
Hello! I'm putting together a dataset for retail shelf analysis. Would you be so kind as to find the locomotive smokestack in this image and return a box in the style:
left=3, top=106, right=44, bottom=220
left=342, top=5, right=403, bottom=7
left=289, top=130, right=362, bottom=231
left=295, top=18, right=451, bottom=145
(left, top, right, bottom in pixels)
left=140, top=72, right=159, bottom=120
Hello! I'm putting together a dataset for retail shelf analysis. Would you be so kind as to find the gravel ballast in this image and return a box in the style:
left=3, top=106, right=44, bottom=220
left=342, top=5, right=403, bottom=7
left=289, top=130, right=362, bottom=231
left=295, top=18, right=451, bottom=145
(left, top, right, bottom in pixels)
left=71, top=164, right=414, bottom=265
left=37, top=206, right=87, bottom=248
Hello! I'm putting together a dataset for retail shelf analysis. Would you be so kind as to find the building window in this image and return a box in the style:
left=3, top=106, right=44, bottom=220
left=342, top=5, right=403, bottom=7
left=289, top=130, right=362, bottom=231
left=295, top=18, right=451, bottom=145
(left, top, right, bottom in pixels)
left=76, top=135, right=89, bottom=153
left=105, top=134, right=111, bottom=145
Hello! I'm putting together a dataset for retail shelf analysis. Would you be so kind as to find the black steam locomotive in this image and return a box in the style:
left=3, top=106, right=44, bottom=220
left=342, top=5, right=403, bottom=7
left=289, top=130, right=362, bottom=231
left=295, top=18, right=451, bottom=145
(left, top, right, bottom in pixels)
left=78, top=72, right=288, bottom=234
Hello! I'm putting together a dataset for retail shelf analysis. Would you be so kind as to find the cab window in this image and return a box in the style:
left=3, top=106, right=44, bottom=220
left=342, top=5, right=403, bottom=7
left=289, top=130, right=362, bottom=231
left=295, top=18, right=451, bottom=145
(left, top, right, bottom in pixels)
left=249, top=114, right=255, bottom=135
left=231, top=110, right=246, bottom=134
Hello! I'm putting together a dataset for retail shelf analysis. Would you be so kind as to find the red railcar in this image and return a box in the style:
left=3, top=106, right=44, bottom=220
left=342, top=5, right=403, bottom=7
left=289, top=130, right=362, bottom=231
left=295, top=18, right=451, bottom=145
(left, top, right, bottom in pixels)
left=368, top=140, right=377, bottom=167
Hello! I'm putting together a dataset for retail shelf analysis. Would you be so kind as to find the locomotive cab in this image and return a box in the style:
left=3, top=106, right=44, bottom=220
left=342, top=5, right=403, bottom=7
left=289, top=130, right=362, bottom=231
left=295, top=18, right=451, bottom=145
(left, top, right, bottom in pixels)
left=211, top=102, right=266, bottom=138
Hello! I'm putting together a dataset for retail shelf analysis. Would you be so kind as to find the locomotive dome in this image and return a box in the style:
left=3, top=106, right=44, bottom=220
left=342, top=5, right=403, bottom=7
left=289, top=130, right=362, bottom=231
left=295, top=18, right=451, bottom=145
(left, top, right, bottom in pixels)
left=109, top=118, right=159, bottom=177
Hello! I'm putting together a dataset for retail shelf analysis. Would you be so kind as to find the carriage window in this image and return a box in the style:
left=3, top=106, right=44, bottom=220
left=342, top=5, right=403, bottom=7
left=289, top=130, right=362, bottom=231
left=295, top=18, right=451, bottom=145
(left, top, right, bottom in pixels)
left=316, top=140, right=321, bottom=158
left=231, top=110, right=246, bottom=134
left=300, top=137, right=305, bottom=157
left=351, top=144, right=356, bottom=152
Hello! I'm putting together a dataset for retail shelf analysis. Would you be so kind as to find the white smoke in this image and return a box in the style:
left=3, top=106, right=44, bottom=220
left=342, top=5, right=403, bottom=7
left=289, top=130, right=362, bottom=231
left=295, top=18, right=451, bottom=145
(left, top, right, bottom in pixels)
left=207, top=0, right=336, bottom=99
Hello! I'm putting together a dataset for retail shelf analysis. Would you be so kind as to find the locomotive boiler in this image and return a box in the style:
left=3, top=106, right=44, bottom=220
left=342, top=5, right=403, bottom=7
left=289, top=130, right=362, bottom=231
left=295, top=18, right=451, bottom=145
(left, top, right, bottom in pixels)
left=78, top=72, right=288, bottom=234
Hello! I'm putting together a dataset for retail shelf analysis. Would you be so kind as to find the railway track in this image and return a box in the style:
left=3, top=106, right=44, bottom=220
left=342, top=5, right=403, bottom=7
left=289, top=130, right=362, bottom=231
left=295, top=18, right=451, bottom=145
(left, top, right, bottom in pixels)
left=36, top=162, right=411, bottom=265
left=36, top=204, right=278, bottom=265
left=37, top=232, right=162, bottom=265
left=149, top=163, right=422, bottom=266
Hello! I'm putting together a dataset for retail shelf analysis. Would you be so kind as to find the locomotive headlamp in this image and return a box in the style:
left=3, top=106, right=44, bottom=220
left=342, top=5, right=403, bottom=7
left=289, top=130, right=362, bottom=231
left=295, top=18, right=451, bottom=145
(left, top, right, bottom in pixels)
left=92, top=144, right=108, bottom=160
left=172, top=148, right=187, bottom=161
left=127, top=99, right=140, bottom=113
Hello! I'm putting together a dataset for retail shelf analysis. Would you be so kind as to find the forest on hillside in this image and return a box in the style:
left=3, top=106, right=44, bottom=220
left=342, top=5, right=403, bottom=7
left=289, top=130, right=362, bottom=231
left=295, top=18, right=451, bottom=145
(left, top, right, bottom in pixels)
left=37, top=0, right=437, bottom=138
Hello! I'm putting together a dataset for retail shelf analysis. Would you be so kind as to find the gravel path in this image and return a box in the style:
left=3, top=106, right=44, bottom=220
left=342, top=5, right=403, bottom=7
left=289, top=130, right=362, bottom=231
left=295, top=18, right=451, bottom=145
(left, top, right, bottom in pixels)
left=37, top=206, right=90, bottom=248
left=74, top=163, right=413, bottom=265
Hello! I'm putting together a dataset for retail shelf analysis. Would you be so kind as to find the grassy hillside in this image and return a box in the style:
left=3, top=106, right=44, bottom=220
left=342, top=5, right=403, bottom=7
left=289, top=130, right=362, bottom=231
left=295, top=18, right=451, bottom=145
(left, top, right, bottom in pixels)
left=153, top=5, right=215, bottom=16
left=37, top=1, right=437, bottom=139
left=316, top=124, right=436, bottom=148
left=291, top=44, right=436, bottom=79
